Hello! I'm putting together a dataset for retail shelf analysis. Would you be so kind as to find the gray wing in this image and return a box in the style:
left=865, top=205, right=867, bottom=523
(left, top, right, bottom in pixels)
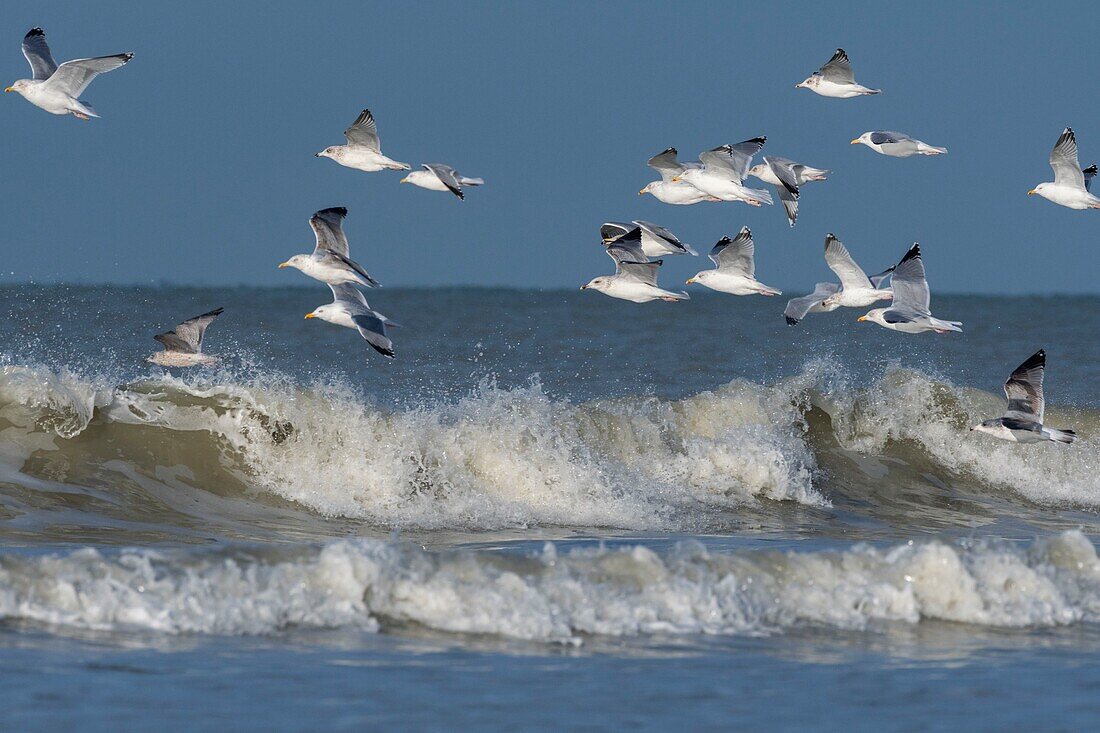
left=784, top=283, right=840, bottom=325
left=617, top=259, right=662, bottom=287
left=329, top=283, right=370, bottom=310
left=1050, top=128, right=1086, bottom=189
left=708, top=227, right=755, bottom=276
left=351, top=313, right=395, bottom=358
left=869, top=265, right=896, bottom=289
left=819, top=48, right=855, bottom=84
left=318, top=250, right=381, bottom=288
left=606, top=229, right=649, bottom=264
left=154, top=307, right=223, bottom=354
left=344, top=109, right=381, bottom=151
left=601, top=221, right=632, bottom=243
left=776, top=185, right=798, bottom=227
left=21, top=28, right=57, bottom=80
left=764, top=157, right=800, bottom=196
left=1083, top=164, right=1097, bottom=192
left=647, top=147, right=687, bottom=181
left=423, top=164, right=465, bottom=198
left=869, top=131, right=911, bottom=145
left=700, top=137, right=765, bottom=181
left=890, top=244, right=931, bottom=315
left=633, top=220, right=695, bottom=255
left=41, top=53, right=133, bottom=97
left=1003, top=349, right=1045, bottom=423
left=310, top=207, right=350, bottom=257
left=823, top=234, right=872, bottom=290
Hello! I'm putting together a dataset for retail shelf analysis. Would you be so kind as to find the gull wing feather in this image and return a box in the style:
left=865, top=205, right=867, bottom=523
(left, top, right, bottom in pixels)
left=154, top=308, right=223, bottom=354
left=41, top=53, right=133, bottom=98
left=310, top=207, right=350, bottom=257
left=22, top=28, right=57, bottom=80
left=1050, top=128, right=1086, bottom=189
left=708, top=227, right=755, bottom=276
left=344, top=109, right=382, bottom=151
left=1003, top=349, right=1046, bottom=423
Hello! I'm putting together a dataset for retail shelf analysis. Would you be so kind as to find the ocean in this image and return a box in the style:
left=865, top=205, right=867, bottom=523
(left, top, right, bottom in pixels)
left=1, top=284, right=1098, bottom=731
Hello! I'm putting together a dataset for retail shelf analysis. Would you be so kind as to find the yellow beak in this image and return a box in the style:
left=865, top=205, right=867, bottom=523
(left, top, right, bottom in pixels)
left=671, top=176, right=681, bottom=182
left=304, top=313, right=315, bottom=319
left=638, top=188, right=647, bottom=195
left=1027, top=189, right=1037, bottom=195
left=686, top=278, right=695, bottom=284
left=278, top=262, right=289, bottom=268
left=857, top=315, right=868, bottom=322
left=580, top=285, right=587, bottom=290
left=850, top=139, right=861, bottom=145
left=399, top=177, right=408, bottom=183
left=4, top=87, right=13, bottom=93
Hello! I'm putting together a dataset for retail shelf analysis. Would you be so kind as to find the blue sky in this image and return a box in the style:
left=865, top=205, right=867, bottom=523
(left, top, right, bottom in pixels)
left=2, top=1, right=1099, bottom=293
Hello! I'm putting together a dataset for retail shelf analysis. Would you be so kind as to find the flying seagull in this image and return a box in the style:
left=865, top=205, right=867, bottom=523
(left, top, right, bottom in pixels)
left=305, top=284, right=398, bottom=359
left=795, top=49, right=880, bottom=98
left=747, top=156, right=830, bottom=226
left=686, top=227, right=781, bottom=296
left=582, top=240, right=689, bottom=303
left=851, top=131, right=947, bottom=157
left=279, top=207, right=380, bottom=288
left=6, top=27, right=133, bottom=119
left=600, top=220, right=697, bottom=257
left=674, top=139, right=773, bottom=206
left=148, top=308, right=224, bottom=367
left=1028, top=128, right=1100, bottom=209
left=316, top=108, right=410, bottom=172
left=783, top=234, right=893, bottom=325
left=401, top=164, right=484, bottom=199
left=858, top=244, right=961, bottom=333
left=972, top=350, right=1077, bottom=444
left=639, top=147, right=720, bottom=205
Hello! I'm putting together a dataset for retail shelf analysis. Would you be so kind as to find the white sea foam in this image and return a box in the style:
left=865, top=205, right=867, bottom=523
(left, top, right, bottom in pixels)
left=814, top=366, right=1100, bottom=507
left=0, top=532, right=1096, bottom=639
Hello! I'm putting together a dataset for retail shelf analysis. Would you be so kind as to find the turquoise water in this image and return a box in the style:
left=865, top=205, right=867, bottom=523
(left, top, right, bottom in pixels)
left=0, top=286, right=1098, bottom=730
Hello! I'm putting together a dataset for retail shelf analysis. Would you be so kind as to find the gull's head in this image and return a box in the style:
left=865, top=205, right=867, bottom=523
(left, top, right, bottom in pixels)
left=822, top=293, right=841, bottom=308
left=5, top=80, right=29, bottom=94
left=686, top=272, right=708, bottom=285
left=857, top=309, right=886, bottom=325
left=1028, top=183, right=1049, bottom=196
left=315, top=146, right=340, bottom=159
left=971, top=419, right=1003, bottom=437
left=305, top=304, right=334, bottom=321
left=639, top=182, right=657, bottom=196
left=851, top=132, right=871, bottom=146
left=401, top=171, right=427, bottom=185
left=795, top=75, right=818, bottom=90
left=581, top=277, right=609, bottom=292
left=747, top=164, right=766, bottom=179
left=279, top=254, right=307, bottom=271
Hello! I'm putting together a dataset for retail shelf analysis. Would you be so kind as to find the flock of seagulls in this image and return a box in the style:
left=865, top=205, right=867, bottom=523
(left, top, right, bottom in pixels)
left=5, top=30, right=1082, bottom=445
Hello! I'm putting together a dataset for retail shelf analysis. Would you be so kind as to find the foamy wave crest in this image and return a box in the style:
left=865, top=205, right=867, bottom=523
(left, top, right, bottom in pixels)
left=0, top=365, right=824, bottom=530
left=812, top=366, right=1100, bottom=507
left=1, top=532, right=1097, bottom=639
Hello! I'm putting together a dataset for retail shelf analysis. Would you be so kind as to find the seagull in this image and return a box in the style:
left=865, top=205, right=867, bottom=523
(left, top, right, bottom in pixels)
left=795, top=48, right=880, bottom=98
left=305, top=284, right=398, bottom=359
left=639, top=147, right=720, bottom=205
left=148, top=308, right=224, bottom=367
left=600, top=221, right=697, bottom=257
left=747, top=156, right=830, bottom=226
left=1028, top=128, right=1100, bottom=210
left=851, top=131, right=947, bottom=157
left=858, top=244, right=961, bottom=333
left=783, top=234, right=893, bottom=325
left=582, top=239, right=689, bottom=303
left=279, top=207, right=380, bottom=288
left=783, top=283, right=842, bottom=326
left=971, top=350, right=1077, bottom=444
left=401, top=164, right=484, bottom=199
left=686, top=227, right=781, bottom=296
left=6, top=28, right=133, bottom=119
left=316, top=109, right=410, bottom=173
left=674, top=140, right=773, bottom=206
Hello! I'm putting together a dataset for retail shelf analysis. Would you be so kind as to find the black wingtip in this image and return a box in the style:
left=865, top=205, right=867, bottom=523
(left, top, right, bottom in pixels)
left=316, top=206, right=348, bottom=218
left=1084, top=164, right=1097, bottom=175
left=899, top=243, right=921, bottom=264
left=825, top=233, right=837, bottom=247
left=785, top=316, right=799, bottom=326
left=1021, top=348, right=1045, bottom=369
left=121, top=52, right=135, bottom=62
left=25, top=27, right=44, bottom=39
left=717, top=236, right=733, bottom=244
left=661, top=147, right=677, bottom=155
